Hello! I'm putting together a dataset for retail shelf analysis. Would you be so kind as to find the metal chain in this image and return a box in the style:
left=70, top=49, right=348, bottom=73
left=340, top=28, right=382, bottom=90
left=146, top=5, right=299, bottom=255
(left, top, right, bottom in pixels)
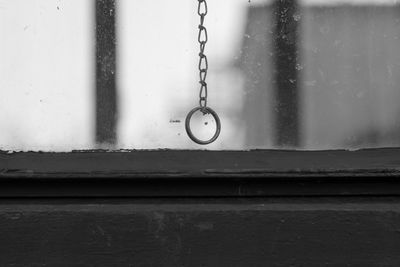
left=197, top=0, right=208, bottom=111
left=185, top=0, right=221, bottom=145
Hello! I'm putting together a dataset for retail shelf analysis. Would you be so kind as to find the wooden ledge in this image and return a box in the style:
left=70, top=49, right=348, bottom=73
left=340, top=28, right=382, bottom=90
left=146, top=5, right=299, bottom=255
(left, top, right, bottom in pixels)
left=0, top=148, right=399, bottom=178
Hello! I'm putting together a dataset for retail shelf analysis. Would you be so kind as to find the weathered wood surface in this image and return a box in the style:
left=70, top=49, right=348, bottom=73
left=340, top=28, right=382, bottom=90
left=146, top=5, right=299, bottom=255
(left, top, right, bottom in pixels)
left=0, top=198, right=400, bottom=266
left=0, top=149, right=399, bottom=178
left=0, top=149, right=399, bottom=197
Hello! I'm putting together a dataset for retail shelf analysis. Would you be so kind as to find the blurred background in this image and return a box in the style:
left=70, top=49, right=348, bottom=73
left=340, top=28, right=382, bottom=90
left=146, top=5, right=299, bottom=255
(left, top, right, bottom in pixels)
left=0, top=0, right=400, bottom=151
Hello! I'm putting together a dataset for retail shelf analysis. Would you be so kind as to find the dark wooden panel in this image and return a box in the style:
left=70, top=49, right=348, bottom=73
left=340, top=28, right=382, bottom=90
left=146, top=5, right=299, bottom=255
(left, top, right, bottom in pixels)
left=1, top=149, right=400, bottom=178
left=1, top=176, right=400, bottom=197
left=1, top=149, right=399, bottom=197
left=1, top=198, right=400, bottom=266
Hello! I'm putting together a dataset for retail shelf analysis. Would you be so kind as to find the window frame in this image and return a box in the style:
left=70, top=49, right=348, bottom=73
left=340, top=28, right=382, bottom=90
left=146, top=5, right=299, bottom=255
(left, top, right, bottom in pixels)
left=0, top=149, right=399, bottom=197
left=1, top=1, right=399, bottom=198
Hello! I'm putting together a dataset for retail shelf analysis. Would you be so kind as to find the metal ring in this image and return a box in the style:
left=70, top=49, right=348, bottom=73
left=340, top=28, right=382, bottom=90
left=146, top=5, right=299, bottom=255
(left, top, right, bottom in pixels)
left=185, top=106, right=221, bottom=145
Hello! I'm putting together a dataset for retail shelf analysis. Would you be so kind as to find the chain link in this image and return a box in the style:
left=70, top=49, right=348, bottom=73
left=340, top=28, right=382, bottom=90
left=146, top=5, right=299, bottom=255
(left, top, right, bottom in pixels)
left=185, top=0, right=221, bottom=145
left=197, top=0, right=208, bottom=111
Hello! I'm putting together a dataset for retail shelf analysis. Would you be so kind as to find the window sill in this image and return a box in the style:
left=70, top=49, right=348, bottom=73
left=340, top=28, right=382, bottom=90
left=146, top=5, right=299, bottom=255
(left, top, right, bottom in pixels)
left=0, top=148, right=399, bottom=197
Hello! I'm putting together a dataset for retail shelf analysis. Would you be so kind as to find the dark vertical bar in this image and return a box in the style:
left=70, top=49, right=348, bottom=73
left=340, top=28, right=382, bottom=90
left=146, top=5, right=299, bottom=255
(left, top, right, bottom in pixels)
left=96, top=0, right=117, bottom=145
left=273, top=0, right=300, bottom=147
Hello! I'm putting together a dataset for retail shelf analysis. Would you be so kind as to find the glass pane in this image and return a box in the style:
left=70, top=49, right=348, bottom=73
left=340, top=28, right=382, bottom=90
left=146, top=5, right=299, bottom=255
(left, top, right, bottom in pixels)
left=1, top=0, right=400, bottom=150
left=0, top=0, right=93, bottom=151
left=118, top=0, right=251, bottom=149
left=301, top=0, right=400, bottom=149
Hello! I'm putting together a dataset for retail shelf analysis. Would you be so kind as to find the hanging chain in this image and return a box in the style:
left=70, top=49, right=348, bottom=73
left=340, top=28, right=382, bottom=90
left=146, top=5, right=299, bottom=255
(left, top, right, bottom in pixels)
left=185, top=0, right=221, bottom=145
left=197, top=0, right=208, bottom=112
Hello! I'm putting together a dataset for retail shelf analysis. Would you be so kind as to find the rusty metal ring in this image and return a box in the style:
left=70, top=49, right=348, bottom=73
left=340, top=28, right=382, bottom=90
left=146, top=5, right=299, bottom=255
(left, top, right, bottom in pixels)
left=185, top=106, right=221, bottom=145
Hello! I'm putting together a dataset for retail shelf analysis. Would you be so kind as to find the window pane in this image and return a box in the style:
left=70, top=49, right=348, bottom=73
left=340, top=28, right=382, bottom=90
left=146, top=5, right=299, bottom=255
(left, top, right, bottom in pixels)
left=0, top=0, right=93, bottom=151
left=1, top=0, right=400, bottom=150
left=118, top=0, right=251, bottom=149
left=301, top=0, right=400, bottom=149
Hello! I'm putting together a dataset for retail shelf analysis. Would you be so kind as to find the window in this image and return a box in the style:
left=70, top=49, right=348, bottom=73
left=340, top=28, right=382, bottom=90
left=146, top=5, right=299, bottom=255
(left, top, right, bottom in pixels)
left=1, top=0, right=400, bottom=151
left=0, top=0, right=399, bottom=187
left=1, top=4, right=399, bottom=266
